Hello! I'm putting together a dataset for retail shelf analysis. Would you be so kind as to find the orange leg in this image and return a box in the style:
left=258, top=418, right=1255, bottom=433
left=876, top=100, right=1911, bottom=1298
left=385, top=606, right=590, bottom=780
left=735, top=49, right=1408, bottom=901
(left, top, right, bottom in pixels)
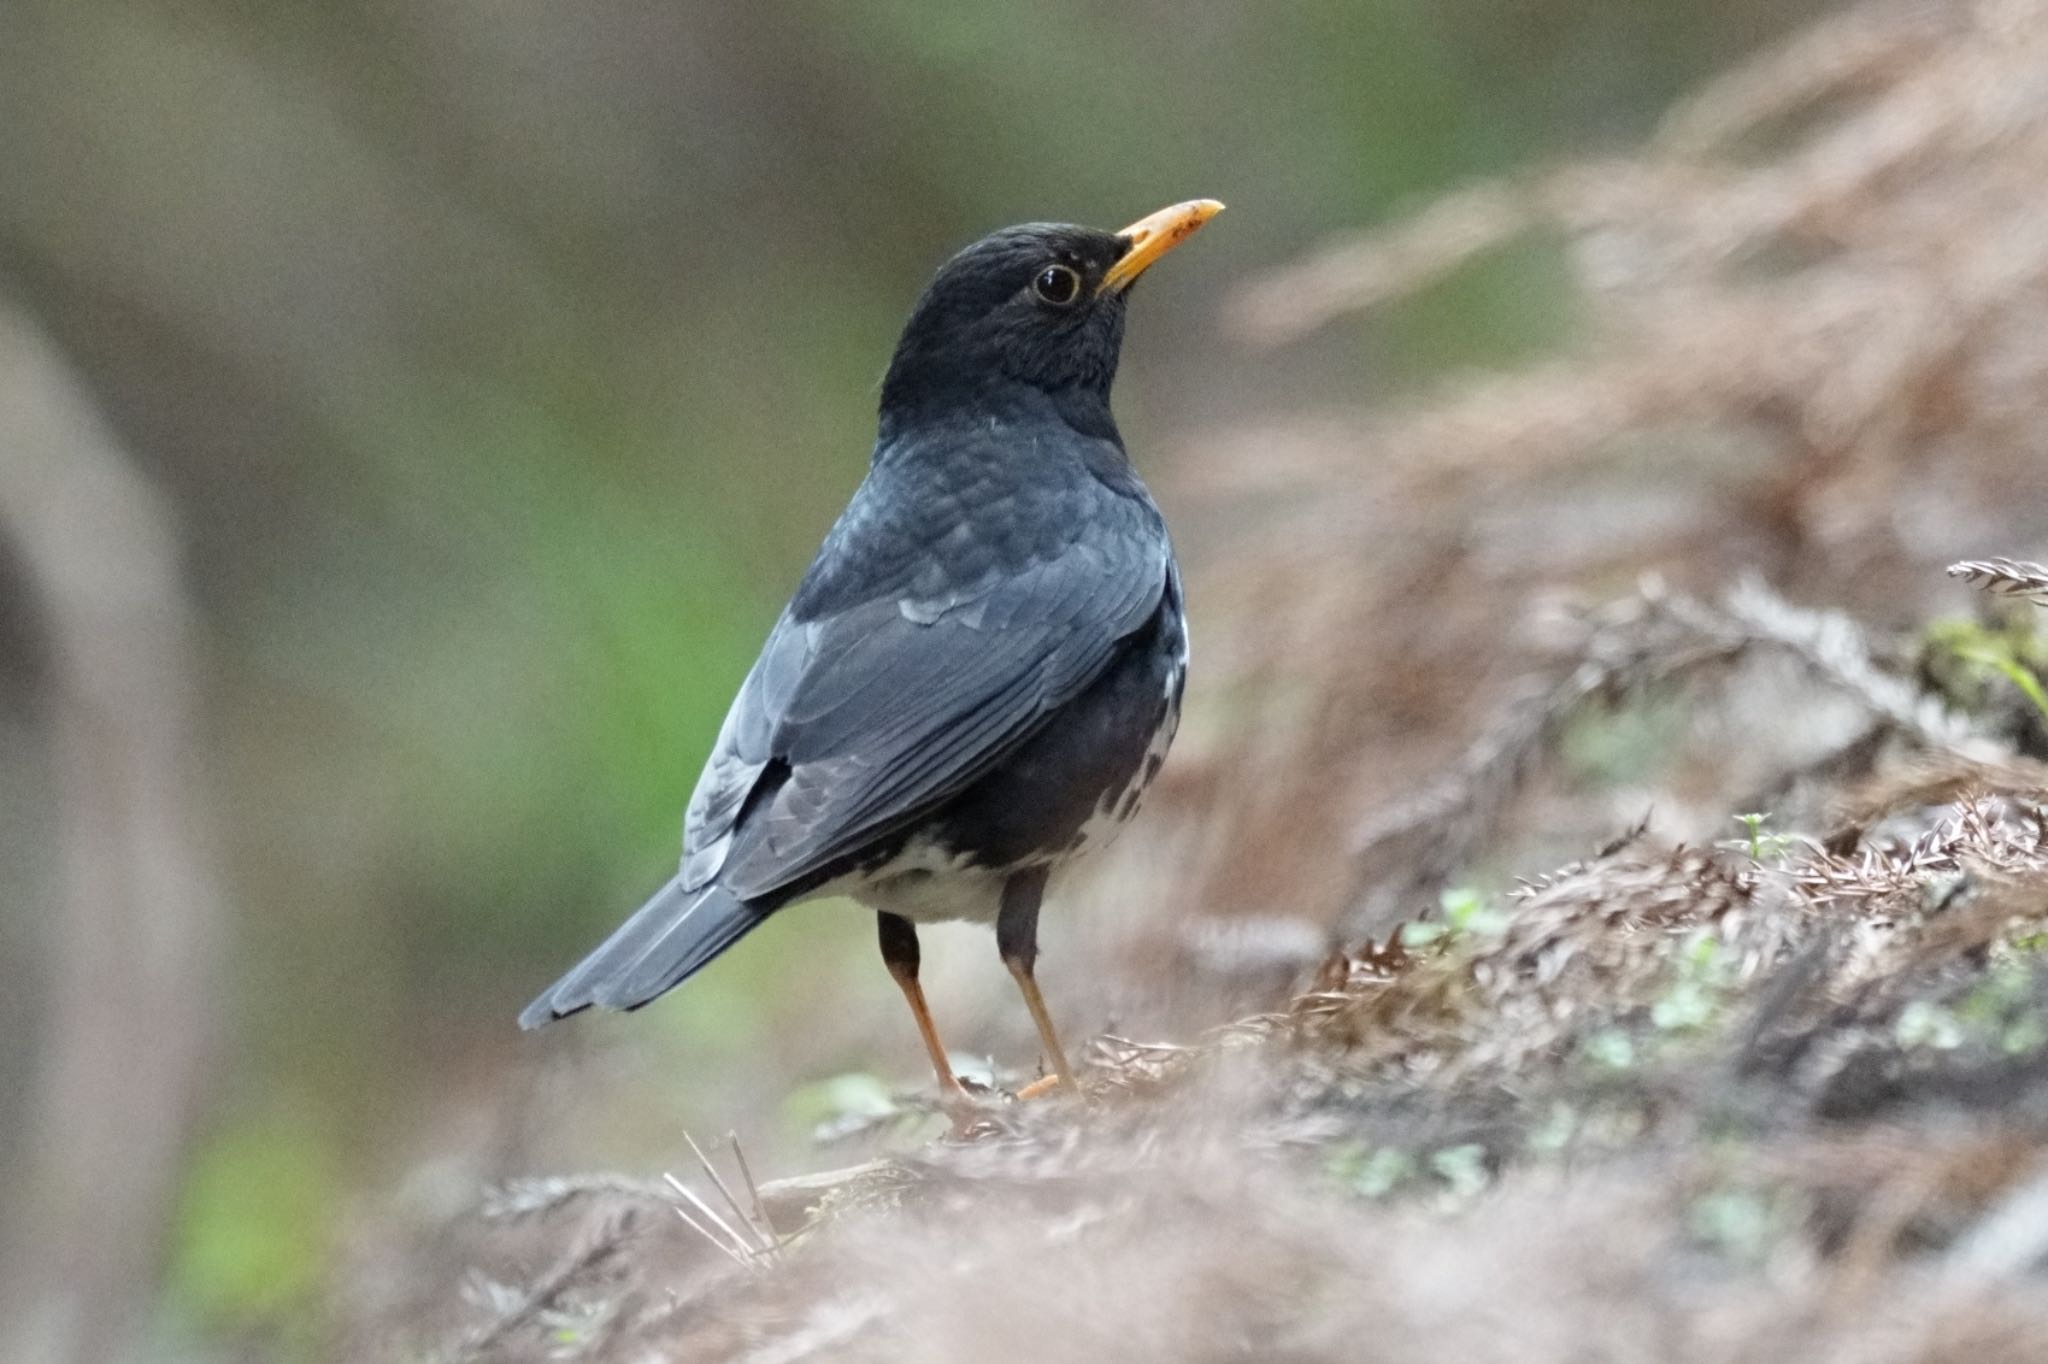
left=1007, top=964, right=1075, bottom=1098
left=998, top=869, right=1079, bottom=1094
left=877, top=912, right=968, bottom=1103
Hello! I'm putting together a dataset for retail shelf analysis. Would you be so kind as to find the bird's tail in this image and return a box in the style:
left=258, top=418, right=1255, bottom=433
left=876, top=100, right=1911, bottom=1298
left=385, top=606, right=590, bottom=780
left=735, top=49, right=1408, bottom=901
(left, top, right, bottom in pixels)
left=519, top=876, right=768, bottom=1029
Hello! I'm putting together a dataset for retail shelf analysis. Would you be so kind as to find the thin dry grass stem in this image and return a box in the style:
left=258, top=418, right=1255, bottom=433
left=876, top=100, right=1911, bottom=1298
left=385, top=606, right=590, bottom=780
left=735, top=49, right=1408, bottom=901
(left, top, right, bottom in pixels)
left=729, top=1132, right=773, bottom=1247
left=1950, top=558, right=2048, bottom=604
left=664, top=1138, right=783, bottom=1271
left=683, top=1131, right=781, bottom=1261
left=661, top=1174, right=752, bottom=1269
left=662, top=1133, right=785, bottom=1269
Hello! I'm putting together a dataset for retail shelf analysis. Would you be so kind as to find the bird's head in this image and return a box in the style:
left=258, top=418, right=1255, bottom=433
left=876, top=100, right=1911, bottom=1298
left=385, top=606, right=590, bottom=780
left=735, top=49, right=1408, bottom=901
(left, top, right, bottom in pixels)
left=880, top=200, right=1223, bottom=430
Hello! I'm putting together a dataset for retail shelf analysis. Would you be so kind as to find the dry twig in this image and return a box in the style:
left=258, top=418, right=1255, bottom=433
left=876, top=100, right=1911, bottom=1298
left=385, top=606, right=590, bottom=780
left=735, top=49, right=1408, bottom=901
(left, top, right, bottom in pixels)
left=1949, top=559, right=2048, bottom=605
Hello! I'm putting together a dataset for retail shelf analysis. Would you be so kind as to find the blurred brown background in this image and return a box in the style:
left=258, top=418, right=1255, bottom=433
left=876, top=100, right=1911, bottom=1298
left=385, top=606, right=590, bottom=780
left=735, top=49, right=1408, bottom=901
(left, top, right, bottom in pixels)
left=18, top=0, right=2041, bottom=1360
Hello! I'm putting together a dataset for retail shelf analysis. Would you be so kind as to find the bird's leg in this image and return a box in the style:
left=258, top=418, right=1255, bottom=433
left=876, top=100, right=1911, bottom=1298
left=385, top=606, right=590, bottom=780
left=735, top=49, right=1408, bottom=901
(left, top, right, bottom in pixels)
left=876, top=912, right=970, bottom=1106
left=997, top=868, right=1077, bottom=1094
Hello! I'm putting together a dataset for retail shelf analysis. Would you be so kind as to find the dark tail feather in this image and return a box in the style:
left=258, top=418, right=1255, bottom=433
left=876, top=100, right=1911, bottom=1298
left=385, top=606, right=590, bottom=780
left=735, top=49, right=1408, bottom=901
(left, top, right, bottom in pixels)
left=519, top=877, right=767, bottom=1029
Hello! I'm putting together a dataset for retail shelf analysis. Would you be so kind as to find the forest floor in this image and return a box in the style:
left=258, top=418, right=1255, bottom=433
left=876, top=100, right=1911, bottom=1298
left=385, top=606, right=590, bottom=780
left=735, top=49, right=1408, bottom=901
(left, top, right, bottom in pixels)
left=363, top=565, right=2048, bottom=1364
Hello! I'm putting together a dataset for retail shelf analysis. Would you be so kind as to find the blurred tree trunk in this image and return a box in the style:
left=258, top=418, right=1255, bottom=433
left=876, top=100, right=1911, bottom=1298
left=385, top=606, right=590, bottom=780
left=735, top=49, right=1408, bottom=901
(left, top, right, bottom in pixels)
left=0, top=300, right=223, bottom=1364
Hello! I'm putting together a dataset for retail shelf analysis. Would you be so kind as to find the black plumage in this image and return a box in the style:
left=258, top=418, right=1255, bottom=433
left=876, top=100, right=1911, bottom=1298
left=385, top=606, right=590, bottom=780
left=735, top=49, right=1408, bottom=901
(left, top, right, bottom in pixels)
left=521, top=201, right=1222, bottom=1101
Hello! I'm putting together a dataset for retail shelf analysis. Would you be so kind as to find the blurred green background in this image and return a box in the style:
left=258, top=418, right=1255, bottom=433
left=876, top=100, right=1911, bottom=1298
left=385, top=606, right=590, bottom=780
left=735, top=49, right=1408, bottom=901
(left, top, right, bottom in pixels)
left=0, top=0, right=1825, bottom=1358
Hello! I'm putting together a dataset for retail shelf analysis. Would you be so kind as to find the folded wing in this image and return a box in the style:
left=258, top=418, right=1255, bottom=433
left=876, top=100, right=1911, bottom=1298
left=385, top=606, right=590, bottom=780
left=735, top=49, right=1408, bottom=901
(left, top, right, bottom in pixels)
left=681, top=491, right=1169, bottom=903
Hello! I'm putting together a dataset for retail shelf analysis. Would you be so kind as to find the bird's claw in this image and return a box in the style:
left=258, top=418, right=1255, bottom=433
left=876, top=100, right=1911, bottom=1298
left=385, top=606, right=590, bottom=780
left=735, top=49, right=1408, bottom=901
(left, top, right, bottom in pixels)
left=931, top=1077, right=1007, bottom=1141
left=928, top=1069, right=1081, bottom=1139
left=1012, top=1073, right=1073, bottom=1102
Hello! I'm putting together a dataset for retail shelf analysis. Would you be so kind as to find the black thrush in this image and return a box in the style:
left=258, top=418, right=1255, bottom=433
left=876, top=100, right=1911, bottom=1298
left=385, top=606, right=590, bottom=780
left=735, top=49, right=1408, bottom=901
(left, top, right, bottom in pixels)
left=521, top=200, right=1222, bottom=1104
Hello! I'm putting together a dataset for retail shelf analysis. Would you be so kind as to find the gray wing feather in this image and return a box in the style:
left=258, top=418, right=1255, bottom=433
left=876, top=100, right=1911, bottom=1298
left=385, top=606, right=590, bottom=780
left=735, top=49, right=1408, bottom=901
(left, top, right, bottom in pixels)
left=679, top=508, right=1166, bottom=901
left=679, top=619, right=812, bottom=889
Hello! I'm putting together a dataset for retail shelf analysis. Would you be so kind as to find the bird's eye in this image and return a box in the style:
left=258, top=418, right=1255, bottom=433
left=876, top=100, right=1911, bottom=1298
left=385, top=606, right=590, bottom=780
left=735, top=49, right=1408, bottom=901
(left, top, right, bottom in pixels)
left=1032, top=264, right=1082, bottom=306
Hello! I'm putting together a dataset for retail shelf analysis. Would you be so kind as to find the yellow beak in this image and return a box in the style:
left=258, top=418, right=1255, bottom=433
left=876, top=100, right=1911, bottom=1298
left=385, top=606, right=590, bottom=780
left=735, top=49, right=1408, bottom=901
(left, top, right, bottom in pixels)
left=1099, top=199, right=1225, bottom=294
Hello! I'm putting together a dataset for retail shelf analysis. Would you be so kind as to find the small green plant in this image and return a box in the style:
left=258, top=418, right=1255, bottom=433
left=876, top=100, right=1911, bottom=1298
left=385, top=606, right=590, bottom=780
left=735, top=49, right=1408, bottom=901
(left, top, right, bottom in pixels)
left=1397, top=920, right=1447, bottom=948
left=1924, top=617, right=2048, bottom=725
left=1730, top=812, right=1796, bottom=863
left=1400, top=886, right=1510, bottom=949
left=1735, top=811, right=1767, bottom=860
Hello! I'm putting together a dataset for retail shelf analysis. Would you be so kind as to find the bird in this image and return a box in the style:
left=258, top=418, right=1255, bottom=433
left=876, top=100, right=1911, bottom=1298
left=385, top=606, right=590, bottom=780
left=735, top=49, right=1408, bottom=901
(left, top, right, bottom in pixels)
left=520, top=199, right=1222, bottom=1108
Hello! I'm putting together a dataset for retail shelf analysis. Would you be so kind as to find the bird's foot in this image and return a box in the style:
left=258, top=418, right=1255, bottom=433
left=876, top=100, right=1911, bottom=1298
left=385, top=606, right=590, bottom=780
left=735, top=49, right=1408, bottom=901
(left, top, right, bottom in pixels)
left=934, top=1074, right=1008, bottom=1141
left=1012, top=1069, right=1087, bottom=1103
left=1013, top=1073, right=1064, bottom=1102
left=922, top=1069, right=1082, bottom=1141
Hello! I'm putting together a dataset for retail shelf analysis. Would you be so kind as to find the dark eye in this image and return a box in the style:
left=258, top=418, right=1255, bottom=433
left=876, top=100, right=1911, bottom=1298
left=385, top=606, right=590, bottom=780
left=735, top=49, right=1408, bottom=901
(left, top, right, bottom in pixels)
left=1032, top=264, right=1082, bottom=305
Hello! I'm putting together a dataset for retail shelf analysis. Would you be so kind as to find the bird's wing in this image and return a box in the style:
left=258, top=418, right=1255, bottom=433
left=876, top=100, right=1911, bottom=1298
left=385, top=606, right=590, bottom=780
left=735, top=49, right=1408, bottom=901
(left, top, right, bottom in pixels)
left=679, top=486, right=1167, bottom=902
